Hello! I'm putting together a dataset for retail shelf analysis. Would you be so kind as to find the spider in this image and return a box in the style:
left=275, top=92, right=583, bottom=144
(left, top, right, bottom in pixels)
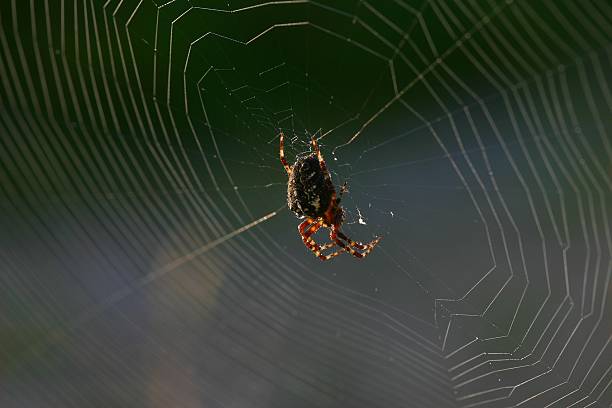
left=279, top=131, right=381, bottom=261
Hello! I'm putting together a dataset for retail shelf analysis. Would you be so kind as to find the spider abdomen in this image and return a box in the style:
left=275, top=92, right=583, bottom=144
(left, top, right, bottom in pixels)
left=287, top=154, right=334, bottom=219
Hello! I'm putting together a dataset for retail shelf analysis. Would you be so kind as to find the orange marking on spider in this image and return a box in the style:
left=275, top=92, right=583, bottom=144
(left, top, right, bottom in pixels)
left=280, top=131, right=381, bottom=260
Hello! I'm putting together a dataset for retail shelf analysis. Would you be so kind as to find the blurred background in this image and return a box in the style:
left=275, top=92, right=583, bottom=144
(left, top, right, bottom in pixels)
left=1, top=1, right=611, bottom=407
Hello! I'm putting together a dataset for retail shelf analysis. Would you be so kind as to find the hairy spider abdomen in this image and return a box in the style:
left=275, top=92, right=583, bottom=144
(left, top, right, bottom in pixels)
left=287, top=154, right=334, bottom=219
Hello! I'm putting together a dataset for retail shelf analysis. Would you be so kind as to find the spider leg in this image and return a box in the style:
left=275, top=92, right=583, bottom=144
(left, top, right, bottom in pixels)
left=336, top=230, right=381, bottom=251
left=299, top=219, right=345, bottom=260
left=300, top=219, right=331, bottom=251
left=331, top=227, right=381, bottom=259
left=308, top=230, right=345, bottom=261
left=313, top=246, right=346, bottom=261
left=311, top=136, right=342, bottom=215
left=310, top=136, right=331, bottom=179
left=298, top=218, right=320, bottom=245
left=339, top=181, right=349, bottom=197
left=279, top=131, right=291, bottom=175
left=335, top=181, right=349, bottom=205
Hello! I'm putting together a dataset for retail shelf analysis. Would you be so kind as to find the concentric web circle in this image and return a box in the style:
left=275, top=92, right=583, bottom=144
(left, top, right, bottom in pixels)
left=1, top=1, right=611, bottom=407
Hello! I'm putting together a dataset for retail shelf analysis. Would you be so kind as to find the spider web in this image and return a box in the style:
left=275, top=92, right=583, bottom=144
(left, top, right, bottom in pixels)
left=1, top=0, right=611, bottom=407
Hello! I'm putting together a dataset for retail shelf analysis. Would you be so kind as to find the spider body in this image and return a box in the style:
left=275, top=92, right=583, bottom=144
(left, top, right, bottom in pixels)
left=287, top=154, right=343, bottom=226
left=279, top=131, right=380, bottom=261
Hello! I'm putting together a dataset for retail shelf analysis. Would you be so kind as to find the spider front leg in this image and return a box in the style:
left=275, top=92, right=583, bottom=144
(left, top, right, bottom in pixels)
left=314, top=247, right=346, bottom=261
left=337, top=230, right=381, bottom=251
left=331, top=227, right=381, bottom=259
left=279, top=131, right=291, bottom=175
left=298, top=218, right=320, bottom=244
left=308, top=238, right=343, bottom=260
left=298, top=219, right=344, bottom=260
